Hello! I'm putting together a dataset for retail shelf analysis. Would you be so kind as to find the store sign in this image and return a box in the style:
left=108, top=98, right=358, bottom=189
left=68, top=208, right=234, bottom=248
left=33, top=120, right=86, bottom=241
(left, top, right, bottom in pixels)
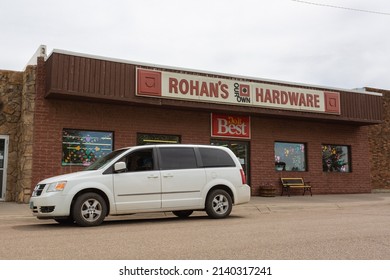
left=137, top=68, right=341, bottom=115
left=211, top=114, right=251, bottom=139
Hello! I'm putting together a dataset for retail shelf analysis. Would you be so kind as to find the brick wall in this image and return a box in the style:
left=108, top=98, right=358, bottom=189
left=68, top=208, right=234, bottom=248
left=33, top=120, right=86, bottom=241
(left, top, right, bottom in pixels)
left=367, top=88, right=390, bottom=189
left=31, top=99, right=211, bottom=184
left=251, top=117, right=371, bottom=195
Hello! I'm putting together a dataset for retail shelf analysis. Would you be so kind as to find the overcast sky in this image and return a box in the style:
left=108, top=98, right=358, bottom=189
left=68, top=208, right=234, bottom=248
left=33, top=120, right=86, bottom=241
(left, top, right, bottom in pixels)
left=1, top=0, right=389, bottom=90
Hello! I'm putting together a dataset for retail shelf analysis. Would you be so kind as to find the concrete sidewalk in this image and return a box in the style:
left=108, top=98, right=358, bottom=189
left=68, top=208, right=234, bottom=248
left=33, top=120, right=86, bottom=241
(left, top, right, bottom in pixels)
left=244, top=192, right=390, bottom=212
left=1, top=193, right=390, bottom=217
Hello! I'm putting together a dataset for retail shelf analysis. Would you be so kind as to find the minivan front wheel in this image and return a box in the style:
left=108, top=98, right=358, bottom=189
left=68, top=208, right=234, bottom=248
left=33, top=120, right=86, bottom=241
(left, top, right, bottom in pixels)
left=72, top=193, right=107, bottom=227
left=205, top=189, right=232, bottom=219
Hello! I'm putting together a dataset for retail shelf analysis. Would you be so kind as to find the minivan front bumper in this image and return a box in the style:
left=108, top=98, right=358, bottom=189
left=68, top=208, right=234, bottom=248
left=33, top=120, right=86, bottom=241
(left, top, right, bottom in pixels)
left=29, top=193, right=71, bottom=218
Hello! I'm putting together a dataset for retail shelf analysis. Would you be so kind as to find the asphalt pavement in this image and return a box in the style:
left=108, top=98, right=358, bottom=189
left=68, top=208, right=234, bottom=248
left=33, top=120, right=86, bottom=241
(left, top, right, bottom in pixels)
left=1, top=192, right=390, bottom=218
left=2, top=192, right=390, bottom=260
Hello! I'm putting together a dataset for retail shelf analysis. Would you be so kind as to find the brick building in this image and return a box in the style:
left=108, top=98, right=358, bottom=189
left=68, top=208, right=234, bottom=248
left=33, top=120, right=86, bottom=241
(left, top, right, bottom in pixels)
left=0, top=46, right=386, bottom=202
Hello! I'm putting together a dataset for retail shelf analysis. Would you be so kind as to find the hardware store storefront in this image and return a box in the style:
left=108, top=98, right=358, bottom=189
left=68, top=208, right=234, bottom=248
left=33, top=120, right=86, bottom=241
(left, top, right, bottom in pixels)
left=0, top=49, right=384, bottom=201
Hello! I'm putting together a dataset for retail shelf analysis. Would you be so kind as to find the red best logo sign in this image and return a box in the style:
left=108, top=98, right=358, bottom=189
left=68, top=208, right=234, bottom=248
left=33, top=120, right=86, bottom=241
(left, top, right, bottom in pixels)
left=211, top=114, right=251, bottom=139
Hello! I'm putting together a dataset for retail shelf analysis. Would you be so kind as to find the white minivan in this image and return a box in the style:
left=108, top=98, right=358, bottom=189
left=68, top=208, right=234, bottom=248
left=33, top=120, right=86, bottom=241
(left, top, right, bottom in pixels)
left=30, top=144, right=251, bottom=226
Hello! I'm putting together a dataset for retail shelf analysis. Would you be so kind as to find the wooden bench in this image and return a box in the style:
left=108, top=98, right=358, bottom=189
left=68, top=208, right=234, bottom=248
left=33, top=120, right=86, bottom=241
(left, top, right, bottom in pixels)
left=281, top=178, right=312, bottom=197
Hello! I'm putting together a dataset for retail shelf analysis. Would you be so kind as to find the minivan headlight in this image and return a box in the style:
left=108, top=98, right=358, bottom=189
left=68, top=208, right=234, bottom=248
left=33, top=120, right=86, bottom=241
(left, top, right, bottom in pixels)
left=46, top=181, right=67, bottom=192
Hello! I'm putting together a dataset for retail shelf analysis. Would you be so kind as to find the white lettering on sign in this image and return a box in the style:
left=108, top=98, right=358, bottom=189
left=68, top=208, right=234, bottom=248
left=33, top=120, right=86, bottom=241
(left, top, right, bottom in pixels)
left=217, top=118, right=247, bottom=135
left=211, top=114, right=251, bottom=139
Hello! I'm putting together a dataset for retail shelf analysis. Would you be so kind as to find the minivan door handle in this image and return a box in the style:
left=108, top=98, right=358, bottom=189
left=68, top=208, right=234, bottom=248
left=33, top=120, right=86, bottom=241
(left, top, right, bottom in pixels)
left=147, top=174, right=159, bottom=179
left=163, top=174, right=174, bottom=178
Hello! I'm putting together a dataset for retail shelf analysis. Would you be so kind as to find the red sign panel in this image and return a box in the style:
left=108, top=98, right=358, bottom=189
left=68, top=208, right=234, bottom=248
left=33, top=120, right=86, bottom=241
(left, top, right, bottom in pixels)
left=137, top=69, right=162, bottom=96
left=324, top=91, right=341, bottom=114
left=211, top=114, right=251, bottom=139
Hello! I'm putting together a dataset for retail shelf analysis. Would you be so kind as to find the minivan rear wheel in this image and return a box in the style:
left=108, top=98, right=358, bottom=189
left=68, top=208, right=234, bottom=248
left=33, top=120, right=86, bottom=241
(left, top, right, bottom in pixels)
left=72, top=192, right=107, bottom=227
left=205, top=189, right=232, bottom=219
left=172, top=210, right=193, bottom=218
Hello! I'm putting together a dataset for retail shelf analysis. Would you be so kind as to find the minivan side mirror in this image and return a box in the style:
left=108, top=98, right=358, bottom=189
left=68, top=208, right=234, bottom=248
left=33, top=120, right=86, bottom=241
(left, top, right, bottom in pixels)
left=114, top=161, right=127, bottom=173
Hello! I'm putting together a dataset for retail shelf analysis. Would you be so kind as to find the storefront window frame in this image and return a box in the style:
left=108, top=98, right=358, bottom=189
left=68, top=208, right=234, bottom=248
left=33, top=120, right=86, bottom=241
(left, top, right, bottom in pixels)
left=322, top=144, right=351, bottom=173
left=274, top=141, right=307, bottom=172
left=137, top=133, right=181, bottom=145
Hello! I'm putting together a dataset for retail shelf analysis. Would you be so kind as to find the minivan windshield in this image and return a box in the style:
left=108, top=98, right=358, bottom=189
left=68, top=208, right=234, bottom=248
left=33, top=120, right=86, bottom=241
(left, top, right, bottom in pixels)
left=84, top=148, right=128, bottom=170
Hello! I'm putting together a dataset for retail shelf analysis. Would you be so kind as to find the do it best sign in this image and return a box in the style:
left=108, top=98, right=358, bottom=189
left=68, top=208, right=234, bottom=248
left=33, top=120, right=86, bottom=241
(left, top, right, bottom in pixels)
left=211, top=114, right=251, bottom=139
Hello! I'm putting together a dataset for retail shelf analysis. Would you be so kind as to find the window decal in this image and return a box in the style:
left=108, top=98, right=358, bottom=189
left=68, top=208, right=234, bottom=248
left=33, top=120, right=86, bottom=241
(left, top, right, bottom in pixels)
left=62, top=129, right=113, bottom=166
left=274, top=142, right=307, bottom=171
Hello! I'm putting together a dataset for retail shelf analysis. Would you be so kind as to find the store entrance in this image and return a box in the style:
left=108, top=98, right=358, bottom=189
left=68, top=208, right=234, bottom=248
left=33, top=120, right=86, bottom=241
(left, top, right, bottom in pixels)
left=211, top=140, right=250, bottom=184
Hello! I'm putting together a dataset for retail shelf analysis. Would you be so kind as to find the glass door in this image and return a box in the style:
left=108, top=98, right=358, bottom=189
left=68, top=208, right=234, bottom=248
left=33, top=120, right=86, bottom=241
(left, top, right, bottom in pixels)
left=211, top=140, right=250, bottom=184
left=0, top=136, right=9, bottom=200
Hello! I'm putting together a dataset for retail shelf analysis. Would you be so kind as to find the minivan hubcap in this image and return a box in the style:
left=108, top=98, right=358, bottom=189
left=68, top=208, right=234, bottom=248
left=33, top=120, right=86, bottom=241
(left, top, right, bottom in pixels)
left=212, top=194, right=229, bottom=214
left=81, top=199, right=102, bottom=222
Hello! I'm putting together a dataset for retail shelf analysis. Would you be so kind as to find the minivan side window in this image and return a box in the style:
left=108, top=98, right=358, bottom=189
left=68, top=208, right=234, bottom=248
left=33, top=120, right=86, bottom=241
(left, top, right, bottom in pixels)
left=159, top=147, right=198, bottom=170
left=199, top=147, right=236, bottom=168
left=123, top=148, right=154, bottom=172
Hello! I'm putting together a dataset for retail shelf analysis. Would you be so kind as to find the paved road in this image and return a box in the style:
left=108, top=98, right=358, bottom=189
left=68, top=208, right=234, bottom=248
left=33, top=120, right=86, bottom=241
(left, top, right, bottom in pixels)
left=1, top=193, right=390, bottom=259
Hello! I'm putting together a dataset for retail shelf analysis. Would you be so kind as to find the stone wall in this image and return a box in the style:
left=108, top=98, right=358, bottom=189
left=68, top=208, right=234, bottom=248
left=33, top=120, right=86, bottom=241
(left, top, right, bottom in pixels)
left=366, top=88, right=390, bottom=189
left=17, top=66, right=36, bottom=202
left=0, top=70, right=23, bottom=201
left=0, top=66, right=36, bottom=202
